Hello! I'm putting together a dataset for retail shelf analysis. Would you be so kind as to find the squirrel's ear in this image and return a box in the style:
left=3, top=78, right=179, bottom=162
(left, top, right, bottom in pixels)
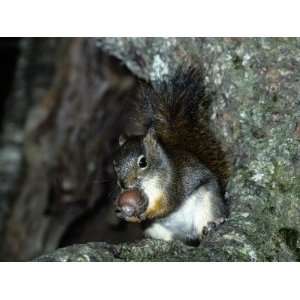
left=143, top=127, right=158, bottom=152
left=119, top=134, right=127, bottom=146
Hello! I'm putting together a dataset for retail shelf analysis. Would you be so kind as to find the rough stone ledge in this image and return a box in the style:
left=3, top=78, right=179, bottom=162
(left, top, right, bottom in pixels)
left=34, top=216, right=297, bottom=262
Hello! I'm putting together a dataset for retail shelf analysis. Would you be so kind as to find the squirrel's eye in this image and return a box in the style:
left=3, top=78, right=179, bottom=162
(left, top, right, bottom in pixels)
left=138, top=155, right=147, bottom=169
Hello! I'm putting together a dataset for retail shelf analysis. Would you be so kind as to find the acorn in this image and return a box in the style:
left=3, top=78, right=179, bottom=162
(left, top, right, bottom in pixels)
left=115, top=189, right=148, bottom=221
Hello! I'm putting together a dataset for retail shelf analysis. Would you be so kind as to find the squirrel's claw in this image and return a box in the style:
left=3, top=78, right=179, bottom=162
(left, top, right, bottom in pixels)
left=202, top=217, right=225, bottom=237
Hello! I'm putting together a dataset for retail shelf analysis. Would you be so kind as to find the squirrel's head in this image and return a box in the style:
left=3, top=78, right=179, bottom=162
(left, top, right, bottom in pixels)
left=113, top=128, right=172, bottom=221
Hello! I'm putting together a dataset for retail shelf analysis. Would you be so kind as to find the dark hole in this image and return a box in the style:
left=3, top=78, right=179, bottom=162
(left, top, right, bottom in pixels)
left=278, top=227, right=299, bottom=250
left=232, top=54, right=243, bottom=70
left=0, top=38, right=21, bottom=130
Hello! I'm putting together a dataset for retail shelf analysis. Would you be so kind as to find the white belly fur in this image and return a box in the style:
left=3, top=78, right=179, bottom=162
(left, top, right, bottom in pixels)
left=141, top=176, right=164, bottom=210
left=145, top=185, right=218, bottom=241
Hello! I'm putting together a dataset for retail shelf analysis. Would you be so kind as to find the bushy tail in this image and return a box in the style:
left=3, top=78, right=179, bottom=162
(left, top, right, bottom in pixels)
left=140, top=66, right=206, bottom=147
left=128, top=65, right=230, bottom=185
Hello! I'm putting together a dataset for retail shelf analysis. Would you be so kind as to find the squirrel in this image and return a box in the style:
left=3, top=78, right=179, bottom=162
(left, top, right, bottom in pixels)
left=113, top=66, right=228, bottom=245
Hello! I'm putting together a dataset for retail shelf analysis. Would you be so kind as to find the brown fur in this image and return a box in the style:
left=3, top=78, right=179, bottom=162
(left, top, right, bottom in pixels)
left=128, top=67, right=230, bottom=188
left=144, top=194, right=171, bottom=219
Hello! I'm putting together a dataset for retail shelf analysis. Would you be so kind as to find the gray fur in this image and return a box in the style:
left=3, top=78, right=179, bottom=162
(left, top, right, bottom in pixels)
left=114, top=131, right=226, bottom=244
left=113, top=67, right=226, bottom=244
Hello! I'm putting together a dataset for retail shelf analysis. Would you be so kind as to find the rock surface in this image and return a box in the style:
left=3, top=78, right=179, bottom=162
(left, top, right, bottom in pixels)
left=36, top=38, right=300, bottom=262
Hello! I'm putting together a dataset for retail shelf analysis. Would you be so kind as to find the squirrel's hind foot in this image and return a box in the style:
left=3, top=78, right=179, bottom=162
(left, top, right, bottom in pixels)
left=201, top=217, right=226, bottom=238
